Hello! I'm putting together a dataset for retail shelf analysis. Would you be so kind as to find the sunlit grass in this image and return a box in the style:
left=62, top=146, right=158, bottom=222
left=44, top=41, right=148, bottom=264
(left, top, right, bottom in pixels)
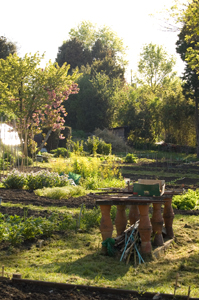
left=1, top=216, right=199, bottom=297
left=35, top=185, right=88, bottom=199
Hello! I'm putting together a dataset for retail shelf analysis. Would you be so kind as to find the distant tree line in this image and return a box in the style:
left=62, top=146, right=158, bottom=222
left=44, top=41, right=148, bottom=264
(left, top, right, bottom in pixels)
left=1, top=2, right=199, bottom=156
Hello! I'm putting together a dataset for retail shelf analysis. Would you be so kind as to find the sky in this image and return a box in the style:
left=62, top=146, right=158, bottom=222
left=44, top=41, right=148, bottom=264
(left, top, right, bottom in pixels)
left=1, top=0, right=186, bottom=82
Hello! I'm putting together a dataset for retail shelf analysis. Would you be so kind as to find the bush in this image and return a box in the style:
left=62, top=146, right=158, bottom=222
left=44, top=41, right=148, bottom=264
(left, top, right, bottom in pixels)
left=18, top=156, right=33, bottom=166
left=2, top=169, right=27, bottom=189
left=0, top=158, right=10, bottom=170
left=80, top=205, right=101, bottom=231
left=124, top=153, right=138, bottom=163
left=172, top=189, right=199, bottom=210
left=94, top=128, right=132, bottom=153
left=26, top=170, right=70, bottom=190
left=50, top=148, right=69, bottom=158
left=85, top=135, right=112, bottom=155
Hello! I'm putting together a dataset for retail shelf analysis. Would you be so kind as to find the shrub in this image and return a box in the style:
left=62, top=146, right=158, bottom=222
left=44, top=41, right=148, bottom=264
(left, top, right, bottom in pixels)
left=50, top=148, right=69, bottom=158
left=124, top=153, right=138, bottom=163
left=94, top=128, right=132, bottom=153
left=172, top=189, right=199, bottom=210
left=85, top=136, right=112, bottom=155
left=80, top=205, right=101, bottom=231
left=26, top=170, right=70, bottom=190
left=17, top=156, right=33, bottom=166
left=0, top=158, right=10, bottom=170
left=2, top=169, right=27, bottom=189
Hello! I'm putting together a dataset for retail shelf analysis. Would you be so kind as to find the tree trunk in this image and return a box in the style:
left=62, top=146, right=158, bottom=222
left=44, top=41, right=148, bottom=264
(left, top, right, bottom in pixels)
left=37, top=129, right=52, bottom=152
left=195, top=94, right=199, bottom=158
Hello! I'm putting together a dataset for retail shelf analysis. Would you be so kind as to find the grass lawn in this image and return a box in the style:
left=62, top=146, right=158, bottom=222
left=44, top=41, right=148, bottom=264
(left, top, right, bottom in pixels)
left=0, top=204, right=199, bottom=298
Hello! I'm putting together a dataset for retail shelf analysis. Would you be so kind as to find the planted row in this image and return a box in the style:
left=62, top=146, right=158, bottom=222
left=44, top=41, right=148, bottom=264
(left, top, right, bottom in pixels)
left=0, top=206, right=102, bottom=246
left=2, top=169, right=74, bottom=190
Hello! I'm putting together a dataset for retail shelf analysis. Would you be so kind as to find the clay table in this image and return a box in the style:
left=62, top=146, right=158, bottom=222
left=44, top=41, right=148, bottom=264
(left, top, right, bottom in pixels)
left=93, top=194, right=174, bottom=255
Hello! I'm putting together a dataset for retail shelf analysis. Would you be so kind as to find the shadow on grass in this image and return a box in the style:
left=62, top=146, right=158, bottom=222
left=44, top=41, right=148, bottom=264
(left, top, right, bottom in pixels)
left=41, top=251, right=130, bottom=281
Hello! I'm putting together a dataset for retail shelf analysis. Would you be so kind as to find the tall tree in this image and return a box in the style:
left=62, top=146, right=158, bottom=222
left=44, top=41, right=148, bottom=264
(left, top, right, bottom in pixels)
left=64, top=65, right=122, bottom=132
left=56, top=38, right=92, bottom=69
left=0, top=53, right=79, bottom=155
left=175, top=0, right=199, bottom=155
left=0, top=36, right=17, bottom=59
left=135, top=43, right=176, bottom=95
left=68, top=21, right=127, bottom=66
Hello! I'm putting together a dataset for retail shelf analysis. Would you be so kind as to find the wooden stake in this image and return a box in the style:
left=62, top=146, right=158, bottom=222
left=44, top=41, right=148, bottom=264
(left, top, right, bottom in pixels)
left=187, top=286, right=191, bottom=300
left=2, top=265, right=4, bottom=277
left=174, top=273, right=179, bottom=296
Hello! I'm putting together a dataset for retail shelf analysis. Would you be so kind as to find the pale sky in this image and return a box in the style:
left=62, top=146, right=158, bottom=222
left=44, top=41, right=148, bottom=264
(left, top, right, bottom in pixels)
left=1, top=0, right=186, bottom=82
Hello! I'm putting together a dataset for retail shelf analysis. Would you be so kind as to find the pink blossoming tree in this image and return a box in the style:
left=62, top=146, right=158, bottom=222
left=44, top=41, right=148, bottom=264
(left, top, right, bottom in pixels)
left=0, top=52, right=79, bottom=155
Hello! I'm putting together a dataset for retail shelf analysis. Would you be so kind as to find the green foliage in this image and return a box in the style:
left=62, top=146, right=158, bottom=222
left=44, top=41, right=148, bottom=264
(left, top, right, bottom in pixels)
left=35, top=185, right=88, bottom=199
left=43, top=155, right=124, bottom=190
left=0, top=52, right=79, bottom=156
left=136, top=43, right=176, bottom=94
left=172, top=189, right=199, bottom=210
left=0, top=158, right=10, bottom=170
left=51, top=147, right=69, bottom=158
left=80, top=205, right=101, bottom=231
left=71, top=140, right=84, bottom=155
left=86, top=135, right=112, bottom=155
left=26, top=170, right=70, bottom=190
left=2, top=169, right=72, bottom=190
left=0, top=36, right=17, bottom=59
left=17, top=156, right=33, bottom=166
left=2, top=169, right=27, bottom=189
left=94, top=128, right=132, bottom=153
left=124, top=153, right=138, bottom=163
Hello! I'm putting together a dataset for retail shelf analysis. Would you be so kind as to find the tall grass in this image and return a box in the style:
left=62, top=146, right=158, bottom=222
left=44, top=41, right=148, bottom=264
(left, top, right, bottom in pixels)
left=50, top=154, right=125, bottom=190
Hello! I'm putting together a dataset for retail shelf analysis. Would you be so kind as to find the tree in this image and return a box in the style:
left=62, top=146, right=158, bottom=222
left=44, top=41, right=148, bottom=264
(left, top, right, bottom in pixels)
left=174, top=0, right=199, bottom=155
left=0, top=53, right=79, bottom=155
left=183, top=0, right=199, bottom=74
left=68, top=21, right=127, bottom=66
left=0, top=36, right=17, bottom=59
left=135, top=43, right=176, bottom=95
left=64, top=65, right=122, bottom=132
left=56, top=38, right=92, bottom=69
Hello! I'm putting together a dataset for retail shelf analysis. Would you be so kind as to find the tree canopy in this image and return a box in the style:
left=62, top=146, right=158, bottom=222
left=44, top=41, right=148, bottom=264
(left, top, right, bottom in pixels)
left=0, top=53, right=79, bottom=155
left=0, top=36, right=17, bottom=59
left=135, top=43, right=176, bottom=95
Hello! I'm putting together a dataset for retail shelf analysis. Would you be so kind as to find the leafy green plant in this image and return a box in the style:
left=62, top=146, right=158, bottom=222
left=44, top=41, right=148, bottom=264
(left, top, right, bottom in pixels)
left=26, top=170, right=70, bottom=190
left=124, top=153, right=138, bottom=163
left=86, top=136, right=112, bottom=155
left=50, top=148, right=69, bottom=158
left=80, top=205, right=101, bottom=231
left=2, top=169, right=27, bottom=189
left=172, top=189, right=199, bottom=210
left=17, top=156, right=33, bottom=166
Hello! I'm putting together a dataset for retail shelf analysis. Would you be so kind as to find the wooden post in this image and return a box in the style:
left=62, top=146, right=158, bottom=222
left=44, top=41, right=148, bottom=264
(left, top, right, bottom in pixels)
left=138, top=205, right=152, bottom=255
left=151, top=203, right=164, bottom=246
left=99, top=205, right=113, bottom=253
left=115, top=205, right=127, bottom=236
left=129, top=205, right=140, bottom=225
left=163, top=197, right=174, bottom=238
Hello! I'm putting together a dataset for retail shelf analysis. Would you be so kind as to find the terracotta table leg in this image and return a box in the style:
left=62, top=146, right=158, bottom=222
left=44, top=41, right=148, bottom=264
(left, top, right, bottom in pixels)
left=138, top=205, right=152, bottom=255
left=129, top=205, right=140, bottom=225
left=99, top=205, right=113, bottom=253
left=163, top=197, right=174, bottom=238
left=115, top=205, right=127, bottom=236
left=151, top=203, right=164, bottom=246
